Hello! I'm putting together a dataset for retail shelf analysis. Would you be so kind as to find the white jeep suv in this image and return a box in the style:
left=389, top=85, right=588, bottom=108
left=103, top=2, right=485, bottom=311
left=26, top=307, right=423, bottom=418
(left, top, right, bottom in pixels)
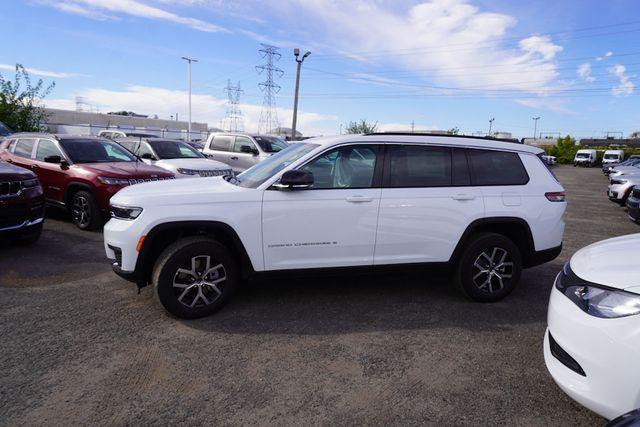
left=104, top=133, right=566, bottom=319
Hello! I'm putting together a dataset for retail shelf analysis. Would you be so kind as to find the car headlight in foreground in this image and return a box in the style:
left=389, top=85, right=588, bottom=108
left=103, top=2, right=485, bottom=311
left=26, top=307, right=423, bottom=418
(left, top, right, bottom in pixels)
left=110, top=204, right=143, bottom=220
left=556, top=262, right=640, bottom=318
left=98, top=176, right=131, bottom=186
left=176, top=168, right=200, bottom=176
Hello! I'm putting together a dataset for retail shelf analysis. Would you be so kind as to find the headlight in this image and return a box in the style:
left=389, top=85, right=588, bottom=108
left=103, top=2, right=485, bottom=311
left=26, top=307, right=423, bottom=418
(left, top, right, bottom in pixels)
left=98, top=176, right=130, bottom=186
left=610, top=179, right=627, bottom=185
left=176, top=168, right=200, bottom=175
left=21, top=178, right=40, bottom=188
left=556, top=262, right=640, bottom=318
left=110, top=204, right=143, bottom=220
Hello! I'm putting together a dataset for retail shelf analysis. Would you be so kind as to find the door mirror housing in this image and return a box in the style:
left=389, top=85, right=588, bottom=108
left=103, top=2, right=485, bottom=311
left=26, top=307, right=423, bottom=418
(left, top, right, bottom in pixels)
left=240, top=145, right=259, bottom=156
left=139, top=152, right=155, bottom=160
left=44, top=155, right=62, bottom=164
left=273, top=170, right=314, bottom=190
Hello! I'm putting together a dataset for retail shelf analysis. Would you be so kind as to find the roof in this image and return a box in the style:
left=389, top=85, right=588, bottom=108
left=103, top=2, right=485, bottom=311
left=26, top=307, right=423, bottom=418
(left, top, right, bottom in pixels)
left=300, top=133, right=544, bottom=154
left=7, top=133, right=105, bottom=140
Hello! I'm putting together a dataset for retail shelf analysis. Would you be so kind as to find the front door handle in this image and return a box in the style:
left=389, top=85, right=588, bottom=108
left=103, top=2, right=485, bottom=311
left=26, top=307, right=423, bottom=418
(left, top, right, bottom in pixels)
left=6, top=159, right=13, bottom=163
left=230, top=156, right=238, bottom=161
left=452, top=194, right=475, bottom=201
left=346, top=195, right=373, bottom=203
left=31, top=164, right=39, bottom=169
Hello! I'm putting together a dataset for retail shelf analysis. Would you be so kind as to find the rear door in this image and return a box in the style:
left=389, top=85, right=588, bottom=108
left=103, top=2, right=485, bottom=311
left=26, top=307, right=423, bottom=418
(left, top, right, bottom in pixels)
left=33, top=139, right=67, bottom=202
left=7, top=138, right=37, bottom=169
left=374, top=145, right=484, bottom=265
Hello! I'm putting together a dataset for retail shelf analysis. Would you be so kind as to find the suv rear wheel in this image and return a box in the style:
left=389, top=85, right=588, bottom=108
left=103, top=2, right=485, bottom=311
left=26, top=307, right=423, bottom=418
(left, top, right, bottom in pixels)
left=152, top=237, right=237, bottom=319
left=70, top=190, right=101, bottom=230
left=455, top=233, right=522, bottom=302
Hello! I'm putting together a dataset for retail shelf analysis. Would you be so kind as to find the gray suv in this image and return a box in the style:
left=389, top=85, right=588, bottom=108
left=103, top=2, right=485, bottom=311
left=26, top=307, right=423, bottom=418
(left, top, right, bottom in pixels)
left=202, top=133, right=288, bottom=173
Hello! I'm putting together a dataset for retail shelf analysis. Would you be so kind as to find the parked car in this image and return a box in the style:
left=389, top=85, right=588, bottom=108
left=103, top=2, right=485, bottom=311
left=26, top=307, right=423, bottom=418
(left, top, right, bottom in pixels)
left=98, top=130, right=158, bottom=140
left=185, top=140, right=205, bottom=151
left=0, top=134, right=174, bottom=230
left=0, top=160, right=44, bottom=244
left=602, top=149, right=625, bottom=166
left=104, top=133, right=566, bottom=319
left=606, top=408, right=640, bottom=427
left=604, top=155, right=640, bottom=175
left=544, top=233, right=640, bottom=421
left=202, top=133, right=288, bottom=173
left=541, top=154, right=557, bottom=166
left=609, top=163, right=640, bottom=179
left=115, top=137, right=232, bottom=179
left=573, top=149, right=597, bottom=167
left=626, top=186, right=640, bottom=223
left=0, top=121, right=13, bottom=137
left=608, top=172, right=640, bottom=205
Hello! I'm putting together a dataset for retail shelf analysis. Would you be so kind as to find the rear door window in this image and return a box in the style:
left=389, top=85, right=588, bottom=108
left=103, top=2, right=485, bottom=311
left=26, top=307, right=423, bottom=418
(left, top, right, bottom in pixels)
left=468, top=149, right=529, bottom=186
left=385, top=145, right=451, bottom=187
left=13, top=138, right=36, bottom=158
left=210, top=135, right=233, bottom=152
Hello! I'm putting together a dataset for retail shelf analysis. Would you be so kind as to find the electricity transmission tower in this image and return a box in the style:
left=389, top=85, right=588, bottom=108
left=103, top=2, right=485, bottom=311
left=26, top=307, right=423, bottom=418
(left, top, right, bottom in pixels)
left=222, top=80, right=244, bottom=132
left=255, top=44, right=284, bottom=134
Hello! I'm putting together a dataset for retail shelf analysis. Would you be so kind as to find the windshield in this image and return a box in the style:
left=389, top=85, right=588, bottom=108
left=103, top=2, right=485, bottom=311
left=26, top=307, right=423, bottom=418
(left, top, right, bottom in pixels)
left=576, top=153, right=590, bottom=158
left=604, top=154, right=619, bottom=159
left=235, top=143, right=318, bottom=188
left=0, top=122, right=12, bottom=136
left=149, top=140, right=203, bottom=159
left=60, top=138, right=136, bottom=163
left=253, top=136, right=288, bottom=153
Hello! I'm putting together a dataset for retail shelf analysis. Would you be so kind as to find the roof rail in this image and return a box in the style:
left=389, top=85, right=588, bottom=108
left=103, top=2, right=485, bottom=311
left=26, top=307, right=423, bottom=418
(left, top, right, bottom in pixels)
left=364, top=132, right=522, bottom=144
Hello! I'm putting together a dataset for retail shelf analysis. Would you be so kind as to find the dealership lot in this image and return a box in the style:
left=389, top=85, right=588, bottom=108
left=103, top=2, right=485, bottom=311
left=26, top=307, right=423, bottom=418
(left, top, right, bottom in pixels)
left=1, top=166, right=637, bottom=425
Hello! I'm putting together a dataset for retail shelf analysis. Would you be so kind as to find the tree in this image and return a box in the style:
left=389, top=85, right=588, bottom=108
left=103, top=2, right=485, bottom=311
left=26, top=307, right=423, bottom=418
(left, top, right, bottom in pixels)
left=345, top=119, right=377, bottom=134
left=546, top=135, right=577, bottom=164
left=447, top=127, right=459, bottom=135
left=0, top=64, right=54, bottom=132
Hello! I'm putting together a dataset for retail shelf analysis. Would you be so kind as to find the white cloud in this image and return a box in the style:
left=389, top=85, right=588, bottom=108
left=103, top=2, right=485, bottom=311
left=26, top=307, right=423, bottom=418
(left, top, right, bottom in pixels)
left=577, top=63, right=595, bottom=83
left=608, top=64, right=634, bottom=96
left=0, top=63, right=87, bottom=78
left=596, top=51, right=614, bottom=61
left=515, top=98, right=575, bottom=115
left=40, top=0, right=227, bottom=32
left=45, top=85, right=337, bottom=135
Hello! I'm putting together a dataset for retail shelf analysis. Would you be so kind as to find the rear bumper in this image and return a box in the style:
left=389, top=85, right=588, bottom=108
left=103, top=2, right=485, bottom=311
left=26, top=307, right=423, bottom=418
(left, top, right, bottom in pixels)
left=525, top=243, right=562, bottom=268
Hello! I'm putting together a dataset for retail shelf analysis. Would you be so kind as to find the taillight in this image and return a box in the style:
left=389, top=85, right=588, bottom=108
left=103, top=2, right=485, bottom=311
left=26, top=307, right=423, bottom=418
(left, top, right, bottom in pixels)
left=545, top=191, right=565, bottom=202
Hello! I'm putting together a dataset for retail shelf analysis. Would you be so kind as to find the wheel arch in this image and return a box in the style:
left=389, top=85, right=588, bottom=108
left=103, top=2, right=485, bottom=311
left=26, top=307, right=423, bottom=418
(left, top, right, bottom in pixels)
left=449, top=217, right=536, bottom=268
left=64, top=181, right=94, bottom=206
left=137, top=221, right=255, bottom=285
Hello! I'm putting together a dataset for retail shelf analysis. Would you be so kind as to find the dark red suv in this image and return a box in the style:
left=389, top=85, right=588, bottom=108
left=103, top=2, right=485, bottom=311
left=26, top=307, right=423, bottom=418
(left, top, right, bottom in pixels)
left=0, top=134, right=174, bottom=230
left=0, top=160, right=44, bottom=243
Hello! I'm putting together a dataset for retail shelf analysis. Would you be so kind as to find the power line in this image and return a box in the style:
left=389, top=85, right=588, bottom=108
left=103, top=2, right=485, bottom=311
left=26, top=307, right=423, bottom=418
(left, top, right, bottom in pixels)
left=255, top=44, right=284, bottom=134
left=221, top=79, right=244, bottom=132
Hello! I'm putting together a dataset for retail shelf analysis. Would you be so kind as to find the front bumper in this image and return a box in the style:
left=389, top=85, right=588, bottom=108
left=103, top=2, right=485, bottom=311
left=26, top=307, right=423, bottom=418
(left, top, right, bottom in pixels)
left=608, top=183, right=633, bottom=201
left=544, top=285, right=640, bottom=420
left=104, top=216, right=146, bottom=276
left=626, top=195, right=640, bottom=222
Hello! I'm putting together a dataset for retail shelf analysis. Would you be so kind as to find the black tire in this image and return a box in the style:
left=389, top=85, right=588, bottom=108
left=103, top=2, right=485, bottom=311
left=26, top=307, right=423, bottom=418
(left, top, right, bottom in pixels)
left=152, top=237, right=238, bottom=319
left=70, top=190, right=101, bottom=230
left=454, top=233, right=522, bottom=302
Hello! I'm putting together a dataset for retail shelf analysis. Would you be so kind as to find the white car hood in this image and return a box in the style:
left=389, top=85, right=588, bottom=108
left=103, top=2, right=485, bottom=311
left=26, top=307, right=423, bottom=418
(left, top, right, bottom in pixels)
left=111, top=176, right=256, bottom=207
left=570, top=233, right=640, bottom=290
left=155, top=158, right=230, bottom=170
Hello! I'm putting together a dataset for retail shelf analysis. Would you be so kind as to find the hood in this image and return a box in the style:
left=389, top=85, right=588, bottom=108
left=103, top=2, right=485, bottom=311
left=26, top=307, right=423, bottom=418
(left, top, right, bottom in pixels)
left=570, top=233, right=640, bottom=290
left=0, top=161, right=35, bottom=180
left=155, top=158, right=230, bottom=170
left=110, top=175, right=258, bottom=207
left=74, top=161, right=173, bottom=178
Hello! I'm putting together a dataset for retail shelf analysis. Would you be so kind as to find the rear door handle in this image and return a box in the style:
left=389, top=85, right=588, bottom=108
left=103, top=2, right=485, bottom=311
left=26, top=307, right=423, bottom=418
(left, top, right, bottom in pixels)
left=31, top=164, right=39, bottom=169
left=346, top=195, right=373, bottom=203
left=230, top=156, right=238, bottom=161
left=452, top=194, right=475, bottom=201
left=6, top=159, right=13, bottom=163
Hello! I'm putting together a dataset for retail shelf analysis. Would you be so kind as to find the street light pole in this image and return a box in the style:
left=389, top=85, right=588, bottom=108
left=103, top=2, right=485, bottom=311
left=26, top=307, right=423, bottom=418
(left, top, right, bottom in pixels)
left=291, top=48, right=311, bottom=141
left=181, top=56, right=198, bottom=141
left=488, top=117, right=495, bottom=136
left=533, top=116, right=541, bottom=139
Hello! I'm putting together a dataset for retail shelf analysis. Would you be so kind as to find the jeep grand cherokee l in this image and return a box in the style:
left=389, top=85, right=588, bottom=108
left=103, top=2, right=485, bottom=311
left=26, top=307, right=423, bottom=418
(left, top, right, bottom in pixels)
left=0, top=160, right=44, bottom=244
left=0, top=134, right=174, bottom=230
left=104, top=133, right=566, bottom=319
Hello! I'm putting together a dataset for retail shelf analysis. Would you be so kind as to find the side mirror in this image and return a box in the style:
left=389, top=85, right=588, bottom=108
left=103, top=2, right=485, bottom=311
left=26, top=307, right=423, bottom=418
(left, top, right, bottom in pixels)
left=44, top=155, right=62, bottom=164
left=273, top=170, right=314, bottom=190
left=139, top=152, right=155, bottom=160
left=240, top=145, right=259, bottom=156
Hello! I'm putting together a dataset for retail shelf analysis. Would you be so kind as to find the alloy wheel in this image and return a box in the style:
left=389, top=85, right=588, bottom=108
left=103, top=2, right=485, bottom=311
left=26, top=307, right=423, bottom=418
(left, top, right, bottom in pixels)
left=72, top=195, right=91, bottom=227
left=172, top=255, right=226, bottom=308
left=471, top=247, right=514, bottom=293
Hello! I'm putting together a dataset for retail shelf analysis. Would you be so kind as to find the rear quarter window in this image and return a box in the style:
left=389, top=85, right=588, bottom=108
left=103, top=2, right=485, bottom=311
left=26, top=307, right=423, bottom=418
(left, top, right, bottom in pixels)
left=469, top=149, right=529, bottom=186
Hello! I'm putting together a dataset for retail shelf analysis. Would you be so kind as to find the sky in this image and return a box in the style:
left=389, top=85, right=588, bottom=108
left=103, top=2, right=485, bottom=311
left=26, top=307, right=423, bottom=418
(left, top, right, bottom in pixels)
left=1, top=0, right=639, bottom=138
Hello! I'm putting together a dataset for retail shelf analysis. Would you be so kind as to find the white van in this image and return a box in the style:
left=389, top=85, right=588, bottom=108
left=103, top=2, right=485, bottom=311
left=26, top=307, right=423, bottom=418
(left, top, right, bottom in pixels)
left=602, top=149, right=624, bottom=165
left=574, top=149, right=597, bottom=167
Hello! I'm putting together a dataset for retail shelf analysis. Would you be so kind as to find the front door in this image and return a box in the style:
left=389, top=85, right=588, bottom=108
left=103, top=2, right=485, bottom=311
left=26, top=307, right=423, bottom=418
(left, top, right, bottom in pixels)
left=231, top=136, right=260, bottom=172
left=262, top=144, right=383, bottom=270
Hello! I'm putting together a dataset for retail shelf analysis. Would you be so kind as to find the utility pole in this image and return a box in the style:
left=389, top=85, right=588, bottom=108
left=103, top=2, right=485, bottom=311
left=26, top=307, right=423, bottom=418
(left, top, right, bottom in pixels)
left=291, top=48, right=311, bottom=141
left=532, top=116, right=540, bottom=139
left=339, top=124, right=343, bottom=135
left=411, top=120, right=415, bottom=133
left=488, top=117, right=495, bottom=136
left=256, top=44, right=284, bottom=135
left=181, top=56, right=198, bottom=141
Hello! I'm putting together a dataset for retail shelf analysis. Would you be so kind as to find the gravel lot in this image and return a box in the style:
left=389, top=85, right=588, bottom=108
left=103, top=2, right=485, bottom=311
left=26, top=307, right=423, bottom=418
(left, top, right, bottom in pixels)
left=1, top=165, right=637, bottom=426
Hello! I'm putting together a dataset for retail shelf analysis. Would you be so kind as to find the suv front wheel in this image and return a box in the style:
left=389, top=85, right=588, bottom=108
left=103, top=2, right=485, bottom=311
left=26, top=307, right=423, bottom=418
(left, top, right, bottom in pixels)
left=455, top=233, right=522, bottom=302
left=152, top=237, right=238, bottom=319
